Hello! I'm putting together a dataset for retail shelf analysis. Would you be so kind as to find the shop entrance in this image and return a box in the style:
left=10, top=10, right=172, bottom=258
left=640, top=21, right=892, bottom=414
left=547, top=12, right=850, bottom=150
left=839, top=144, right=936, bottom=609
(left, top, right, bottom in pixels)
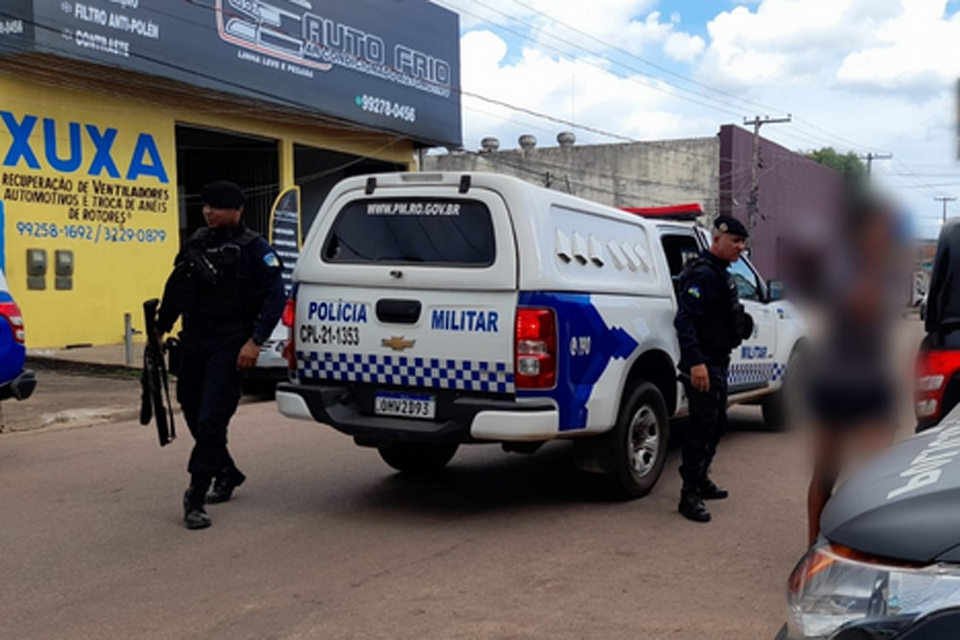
left=175, top=125, right=280, bottom=243
left=174, top=125, right=406, bottom=246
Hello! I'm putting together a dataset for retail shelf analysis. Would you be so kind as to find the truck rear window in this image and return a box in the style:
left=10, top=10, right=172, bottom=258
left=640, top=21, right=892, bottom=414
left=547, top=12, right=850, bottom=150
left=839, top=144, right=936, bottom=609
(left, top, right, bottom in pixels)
left=323, top=198, right=495, bottom=267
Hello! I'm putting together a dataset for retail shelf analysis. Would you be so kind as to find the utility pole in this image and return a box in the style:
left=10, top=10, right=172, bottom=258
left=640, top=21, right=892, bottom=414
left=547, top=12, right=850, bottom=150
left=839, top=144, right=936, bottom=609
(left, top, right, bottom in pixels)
left=858, top=152, right=893, bottom=180
left=935, top=196, right=958, bottom=224
left=744, top=115, right=792, bottom=248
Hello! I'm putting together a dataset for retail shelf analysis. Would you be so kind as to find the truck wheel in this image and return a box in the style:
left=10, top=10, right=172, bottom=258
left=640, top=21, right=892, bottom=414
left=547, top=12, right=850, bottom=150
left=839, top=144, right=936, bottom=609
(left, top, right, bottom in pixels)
left=762, top=351, right=802, bottom=432
left=609, top=382, right=670, bottom=499
left=377, top=442, right=459, bottom=474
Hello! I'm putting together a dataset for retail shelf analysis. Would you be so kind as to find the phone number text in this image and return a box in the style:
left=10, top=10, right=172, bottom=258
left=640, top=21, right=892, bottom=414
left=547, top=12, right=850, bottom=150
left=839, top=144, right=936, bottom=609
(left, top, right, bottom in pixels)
left=16, top=222, right=168, bottom=244
left=357, top=95, right=416, bottom=123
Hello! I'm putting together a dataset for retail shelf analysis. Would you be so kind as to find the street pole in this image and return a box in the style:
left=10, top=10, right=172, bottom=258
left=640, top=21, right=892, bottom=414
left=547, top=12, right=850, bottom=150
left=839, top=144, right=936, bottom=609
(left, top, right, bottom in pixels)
left=745, top=115, right=792, bottom=248
left=858, top=152, right=892, bottom=180
left=935, top=196, right=958, bottom=224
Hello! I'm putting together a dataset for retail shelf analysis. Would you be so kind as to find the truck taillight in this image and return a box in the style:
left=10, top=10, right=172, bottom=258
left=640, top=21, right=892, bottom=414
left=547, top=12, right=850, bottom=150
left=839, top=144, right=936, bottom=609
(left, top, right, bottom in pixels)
left=515, top=307, right=557, bottom=389
left=0, top=301, right=25, bottom=345
left=282, top=296, right=297, bottom=371
left=916, top=350, right=960, bottom=420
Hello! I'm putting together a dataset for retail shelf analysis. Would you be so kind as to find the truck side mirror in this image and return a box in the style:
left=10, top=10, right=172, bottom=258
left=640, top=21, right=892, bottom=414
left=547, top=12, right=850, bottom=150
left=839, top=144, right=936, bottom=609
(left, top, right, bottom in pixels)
left=768, top=280, right=785, bottom=301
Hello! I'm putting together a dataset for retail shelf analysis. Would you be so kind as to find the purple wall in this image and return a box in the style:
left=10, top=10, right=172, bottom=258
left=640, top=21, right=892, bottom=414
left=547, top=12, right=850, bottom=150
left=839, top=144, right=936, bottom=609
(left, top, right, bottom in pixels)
left=719, top=125, right=843, bottom=279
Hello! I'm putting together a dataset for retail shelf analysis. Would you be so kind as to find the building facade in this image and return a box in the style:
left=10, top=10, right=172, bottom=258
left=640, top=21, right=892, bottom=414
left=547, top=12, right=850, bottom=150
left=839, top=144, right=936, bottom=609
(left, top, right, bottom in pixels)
left=0, top=0, right=460, bottom=348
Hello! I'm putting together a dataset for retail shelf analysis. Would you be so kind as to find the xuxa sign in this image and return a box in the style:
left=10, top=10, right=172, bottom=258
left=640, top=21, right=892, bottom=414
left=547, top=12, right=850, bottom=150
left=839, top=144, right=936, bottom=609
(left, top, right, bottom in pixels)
left=0, top=0, right=462, bottom=147
left=0, top=111, right=168, bottom=183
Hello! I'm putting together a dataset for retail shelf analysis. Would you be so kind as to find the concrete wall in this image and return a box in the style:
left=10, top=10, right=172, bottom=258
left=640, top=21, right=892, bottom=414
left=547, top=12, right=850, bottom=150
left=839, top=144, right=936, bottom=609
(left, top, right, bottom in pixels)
left=425, top=137, right=720, bottom=212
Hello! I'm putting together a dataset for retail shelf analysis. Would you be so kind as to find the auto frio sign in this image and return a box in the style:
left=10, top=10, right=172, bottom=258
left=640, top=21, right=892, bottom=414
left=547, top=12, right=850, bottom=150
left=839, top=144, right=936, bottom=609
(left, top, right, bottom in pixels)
left=0, top=0, right=462, bottom=148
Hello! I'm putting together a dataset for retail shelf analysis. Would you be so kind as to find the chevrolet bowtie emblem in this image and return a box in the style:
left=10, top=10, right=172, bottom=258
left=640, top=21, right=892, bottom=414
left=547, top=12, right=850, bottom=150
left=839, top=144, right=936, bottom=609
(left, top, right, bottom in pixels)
left=382, top=336, right=416, bottom=351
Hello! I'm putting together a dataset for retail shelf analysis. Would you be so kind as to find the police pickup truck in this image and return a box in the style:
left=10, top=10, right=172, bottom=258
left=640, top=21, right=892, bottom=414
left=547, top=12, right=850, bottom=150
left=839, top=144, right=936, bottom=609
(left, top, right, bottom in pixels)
left=276, top=172, right=805, bottom=497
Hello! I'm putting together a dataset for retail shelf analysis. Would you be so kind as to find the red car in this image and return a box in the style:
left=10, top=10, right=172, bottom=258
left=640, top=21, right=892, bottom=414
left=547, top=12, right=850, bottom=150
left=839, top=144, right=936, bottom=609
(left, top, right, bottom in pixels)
left=916, top=220, right=960, bottom=430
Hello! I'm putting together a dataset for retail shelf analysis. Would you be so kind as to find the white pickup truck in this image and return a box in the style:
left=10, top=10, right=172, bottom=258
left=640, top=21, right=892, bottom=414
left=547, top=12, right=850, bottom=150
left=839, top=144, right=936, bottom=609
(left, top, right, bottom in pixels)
left=276, top=172, right=805, bottom=497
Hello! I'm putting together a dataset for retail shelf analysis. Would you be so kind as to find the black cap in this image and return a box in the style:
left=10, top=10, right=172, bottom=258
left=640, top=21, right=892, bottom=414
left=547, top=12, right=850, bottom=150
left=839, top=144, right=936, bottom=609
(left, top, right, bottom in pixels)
left=201, top=180, right=245, bottom=209
left=714, top=215, right=749, bottom=238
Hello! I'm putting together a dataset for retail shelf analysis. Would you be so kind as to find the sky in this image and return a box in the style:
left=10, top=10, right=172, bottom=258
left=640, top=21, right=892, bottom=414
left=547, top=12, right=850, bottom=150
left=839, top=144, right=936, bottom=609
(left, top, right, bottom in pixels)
left=432, top=0, right=960, bottom=240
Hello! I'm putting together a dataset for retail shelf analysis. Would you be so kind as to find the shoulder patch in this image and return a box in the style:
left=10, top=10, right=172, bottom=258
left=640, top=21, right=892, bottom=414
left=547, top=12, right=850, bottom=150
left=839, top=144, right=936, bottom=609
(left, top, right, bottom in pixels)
left=263, top=252, right=281, bottom=268
left=686, top=285, right=701, bottom=299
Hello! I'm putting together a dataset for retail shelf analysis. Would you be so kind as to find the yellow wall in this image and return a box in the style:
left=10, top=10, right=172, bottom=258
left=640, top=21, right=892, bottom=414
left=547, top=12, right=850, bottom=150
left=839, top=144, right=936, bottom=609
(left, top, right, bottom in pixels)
left=0, top=74, right=178, bottom=349
left=0, top=71, right=415, bottom=348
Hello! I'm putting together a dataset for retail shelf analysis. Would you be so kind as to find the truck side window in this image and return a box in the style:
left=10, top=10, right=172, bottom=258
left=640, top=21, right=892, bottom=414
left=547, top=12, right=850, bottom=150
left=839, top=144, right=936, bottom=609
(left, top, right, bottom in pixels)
left=660, top=234, right=701, bottom=294
left=729, top=258, right=760, bottom=301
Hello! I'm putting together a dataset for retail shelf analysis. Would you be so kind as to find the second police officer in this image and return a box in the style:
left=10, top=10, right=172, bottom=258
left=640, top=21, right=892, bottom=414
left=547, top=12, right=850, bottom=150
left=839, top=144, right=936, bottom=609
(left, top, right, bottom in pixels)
left=156, top=180, right=286, bottom=530
left=674, top=216, right=754, bottom=523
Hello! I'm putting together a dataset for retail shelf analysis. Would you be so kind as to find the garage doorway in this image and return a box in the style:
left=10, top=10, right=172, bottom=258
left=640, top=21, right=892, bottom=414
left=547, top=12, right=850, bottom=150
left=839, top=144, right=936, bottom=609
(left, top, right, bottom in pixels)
left=175, top=125, right=280, bottom=244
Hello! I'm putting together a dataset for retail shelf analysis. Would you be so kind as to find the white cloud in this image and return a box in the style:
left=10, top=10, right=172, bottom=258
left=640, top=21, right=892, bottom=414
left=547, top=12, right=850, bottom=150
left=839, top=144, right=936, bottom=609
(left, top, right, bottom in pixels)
left=664, top=32, right=707, bottom=63
left=457, top=30, right=704, bottom=150
left=439, top=0, right=703, bottom=61
left=836, top=0, right=960, bottom=96
left=698, top=0, right=902, bottom=88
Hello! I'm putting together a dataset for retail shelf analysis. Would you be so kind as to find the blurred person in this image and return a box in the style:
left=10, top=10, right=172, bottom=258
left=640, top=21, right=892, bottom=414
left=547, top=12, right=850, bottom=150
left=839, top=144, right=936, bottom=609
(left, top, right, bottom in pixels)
left=155, top=181, right=285, bottom=530
left=805, top=192, right=906, bottom=546
left=674, top=216, right=755, bottom=523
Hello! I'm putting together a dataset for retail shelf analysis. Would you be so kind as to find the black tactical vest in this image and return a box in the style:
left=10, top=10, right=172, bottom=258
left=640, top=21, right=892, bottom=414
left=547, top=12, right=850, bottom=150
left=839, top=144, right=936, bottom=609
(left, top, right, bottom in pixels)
left=174, top=227, right=260, bottom=332
left=680, top=256, right=754, bottom=360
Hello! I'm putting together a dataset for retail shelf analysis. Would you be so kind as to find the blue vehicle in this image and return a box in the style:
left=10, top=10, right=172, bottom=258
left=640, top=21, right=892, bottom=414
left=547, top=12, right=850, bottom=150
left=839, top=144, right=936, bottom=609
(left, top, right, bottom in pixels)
left=0, top=268, right=35, bottom=401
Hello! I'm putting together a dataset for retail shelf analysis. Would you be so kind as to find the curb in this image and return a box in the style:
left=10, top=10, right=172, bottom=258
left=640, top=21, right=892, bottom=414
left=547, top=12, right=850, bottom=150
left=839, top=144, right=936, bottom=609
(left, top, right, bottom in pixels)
left=26, top=356, right=143, bottom=378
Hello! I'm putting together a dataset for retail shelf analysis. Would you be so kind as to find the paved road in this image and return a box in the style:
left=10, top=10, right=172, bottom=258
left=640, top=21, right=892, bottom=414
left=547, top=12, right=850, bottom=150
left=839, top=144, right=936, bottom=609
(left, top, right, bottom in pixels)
left=0, top=400, right=807, bottom=640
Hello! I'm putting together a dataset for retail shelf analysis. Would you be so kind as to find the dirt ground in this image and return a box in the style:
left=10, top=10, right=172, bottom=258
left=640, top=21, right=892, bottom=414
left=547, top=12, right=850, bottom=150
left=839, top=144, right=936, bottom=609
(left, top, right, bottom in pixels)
left=0, top=362, right=147, bottom=433
left=0, top=360, right=274, bottom=434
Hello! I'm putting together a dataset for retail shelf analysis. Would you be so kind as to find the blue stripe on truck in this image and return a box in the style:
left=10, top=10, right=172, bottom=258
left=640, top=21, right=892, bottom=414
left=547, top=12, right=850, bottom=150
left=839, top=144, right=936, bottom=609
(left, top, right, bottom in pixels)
left=518, top=292, right=638, bottom=432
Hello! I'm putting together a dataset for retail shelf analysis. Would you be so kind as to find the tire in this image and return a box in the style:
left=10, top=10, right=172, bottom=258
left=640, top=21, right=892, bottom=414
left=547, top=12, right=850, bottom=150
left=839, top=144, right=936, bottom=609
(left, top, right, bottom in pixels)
left=377, top=442, right=459, bottom=474
left=762, top=350, right=802, bottom=432
left=607, top=382, right=670, bottom=499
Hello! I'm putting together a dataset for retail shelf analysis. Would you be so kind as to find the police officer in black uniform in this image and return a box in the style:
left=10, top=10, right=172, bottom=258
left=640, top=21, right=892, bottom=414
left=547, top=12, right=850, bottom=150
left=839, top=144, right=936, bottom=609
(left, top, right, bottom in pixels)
left=674, top=216, right=754, bottom=523
left=156, top=181, right=285, bottom=530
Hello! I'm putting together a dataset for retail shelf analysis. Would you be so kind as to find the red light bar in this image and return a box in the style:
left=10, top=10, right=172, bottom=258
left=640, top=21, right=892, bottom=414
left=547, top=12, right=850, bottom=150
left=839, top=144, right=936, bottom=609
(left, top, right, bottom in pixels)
left=622, top=203, right=704, bottom=220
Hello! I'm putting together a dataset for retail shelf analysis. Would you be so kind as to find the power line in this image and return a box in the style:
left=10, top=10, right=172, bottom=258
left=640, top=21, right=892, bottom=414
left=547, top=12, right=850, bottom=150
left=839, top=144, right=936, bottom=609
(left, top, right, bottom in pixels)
left=469, top=0, right=890, bottom=155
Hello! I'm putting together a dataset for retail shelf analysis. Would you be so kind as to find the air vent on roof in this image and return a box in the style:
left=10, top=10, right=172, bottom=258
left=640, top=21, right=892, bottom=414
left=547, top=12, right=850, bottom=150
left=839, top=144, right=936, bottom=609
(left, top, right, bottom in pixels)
left=481, top=137, right=500, bottom=152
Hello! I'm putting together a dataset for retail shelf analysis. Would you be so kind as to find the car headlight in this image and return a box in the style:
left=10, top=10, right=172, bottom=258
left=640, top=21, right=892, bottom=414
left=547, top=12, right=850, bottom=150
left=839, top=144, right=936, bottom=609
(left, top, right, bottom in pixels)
left=786, top=543, right=960, bottom=638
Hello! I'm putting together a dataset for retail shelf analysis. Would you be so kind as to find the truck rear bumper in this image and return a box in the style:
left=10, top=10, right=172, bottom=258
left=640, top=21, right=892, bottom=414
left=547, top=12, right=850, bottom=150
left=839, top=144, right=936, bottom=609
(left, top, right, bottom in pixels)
left=276, top=383, right=558, bottom=444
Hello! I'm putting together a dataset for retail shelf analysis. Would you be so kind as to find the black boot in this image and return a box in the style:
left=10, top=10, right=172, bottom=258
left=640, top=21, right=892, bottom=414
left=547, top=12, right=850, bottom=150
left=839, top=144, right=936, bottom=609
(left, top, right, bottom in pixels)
left=699, top=477, right=729, bottom=500
left=183, top=483, right=212, bottom=530
left=678, top=488, right=712, bottom=523
left=207, top=469, right=246, bottom=504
